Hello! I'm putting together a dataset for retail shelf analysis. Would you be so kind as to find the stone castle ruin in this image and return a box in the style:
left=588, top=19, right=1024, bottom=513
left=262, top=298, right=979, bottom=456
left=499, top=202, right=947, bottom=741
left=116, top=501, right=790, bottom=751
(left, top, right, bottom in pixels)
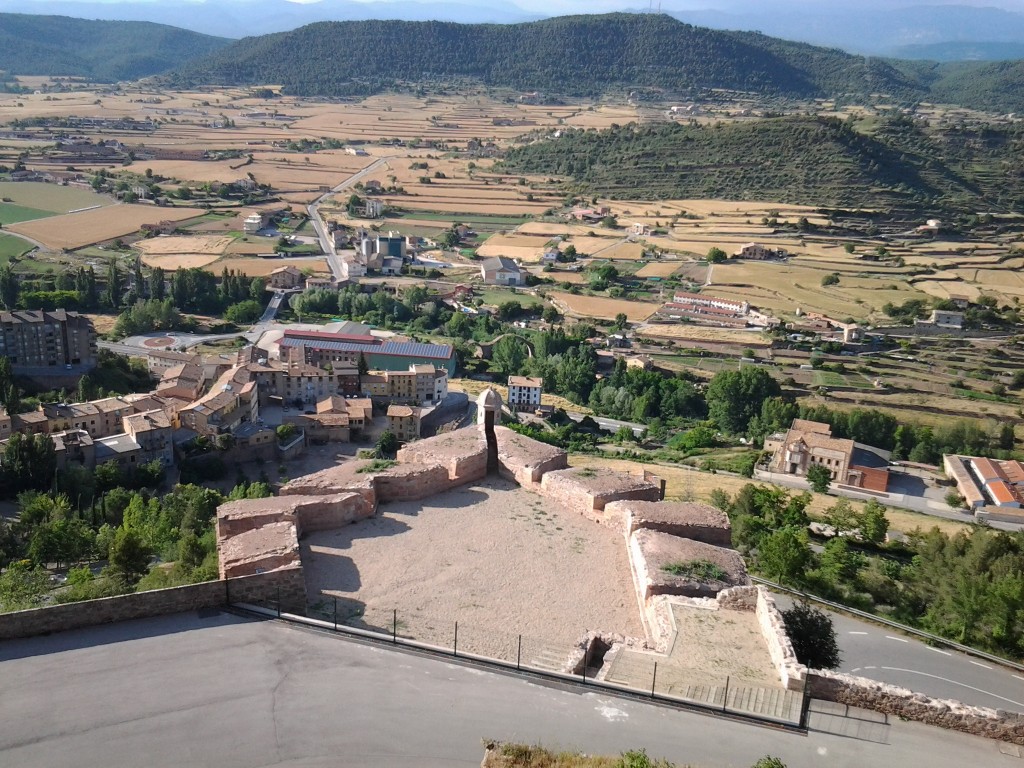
left=215, top=388, right=805, bottom=704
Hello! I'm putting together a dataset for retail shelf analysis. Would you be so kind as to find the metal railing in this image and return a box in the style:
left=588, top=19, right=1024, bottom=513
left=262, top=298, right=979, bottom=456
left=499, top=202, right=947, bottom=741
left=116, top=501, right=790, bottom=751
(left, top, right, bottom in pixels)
left=230, top=593, right=807, bottom=729
left=753, top=576, right=1024, bottom=673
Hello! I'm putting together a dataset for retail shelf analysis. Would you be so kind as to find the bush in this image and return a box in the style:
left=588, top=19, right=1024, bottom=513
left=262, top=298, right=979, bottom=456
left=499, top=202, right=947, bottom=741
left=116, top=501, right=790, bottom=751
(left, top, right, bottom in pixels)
left=781, top=602, right=841, bottom=669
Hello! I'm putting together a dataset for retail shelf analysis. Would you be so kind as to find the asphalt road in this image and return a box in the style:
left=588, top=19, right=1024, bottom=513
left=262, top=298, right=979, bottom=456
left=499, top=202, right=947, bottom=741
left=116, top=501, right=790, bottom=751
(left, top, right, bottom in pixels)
left=566, top=411, right=646, bottom=438
left=0, top=611, right=1015, bottom=768
left=773, top=594, right=1024, bottom=711
left=307, top=155, right=398, bottom=280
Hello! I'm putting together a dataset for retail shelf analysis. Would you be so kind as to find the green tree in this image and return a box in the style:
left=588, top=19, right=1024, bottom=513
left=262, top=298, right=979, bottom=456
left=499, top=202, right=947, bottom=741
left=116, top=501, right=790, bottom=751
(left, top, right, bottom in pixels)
left=0, top=264, right=18, bottom=309
left=781, top=602, right=841, bottom=669
left=492, top=335, right=529, bottom=376
left=706, top=367, right=781, bottom=434
left=105, top=258, right=122, bottom=309
left=859, top=499, right=889, bottom=544
left=757, top=527, right=811, bottom=585
left=614, top=312, right=628, bottom=330
left=224, top=300, right=263, bottom=324
left=706, top=246, right=727, bottom=263
left=818, top=537, right=863, bottom=583
left=0, top=561, right=50, bottom=611
left=375, top=430, right=399, bottom=458
left=107, top=528, right=153, bottom=586
left=806, top=463, right=832, bottom=493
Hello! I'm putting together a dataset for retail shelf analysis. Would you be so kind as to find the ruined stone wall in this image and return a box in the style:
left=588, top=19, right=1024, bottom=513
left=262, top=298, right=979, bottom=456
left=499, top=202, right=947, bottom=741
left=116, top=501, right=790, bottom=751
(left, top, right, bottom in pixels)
left=539, top=469, right=661, bottom=527
left=754, top=587, right=806, bottom=691
left=807, top=669, right=1024, bottom=744
left=293, top=492, right=374, bottom=534
left=374, top=463, right=460, bottom=502
left=217, top=508, right=294, bottom=538
left=0, top=568, right=307, bottom=641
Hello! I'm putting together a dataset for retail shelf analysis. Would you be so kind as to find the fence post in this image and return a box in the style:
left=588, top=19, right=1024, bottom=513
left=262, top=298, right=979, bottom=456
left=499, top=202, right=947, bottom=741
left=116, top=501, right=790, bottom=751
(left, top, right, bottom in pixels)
left=723, top=676, right=730, bottom=713
left=333, top=597, right=337, bottom=631
left=453, top=622, right=458, bottom=657
left=517, top=635, right=522, bottom=671
left=392, top=609, right=397, bottom=644
left=277, top=587, right=281, bottom=618
left=650, top=661, right=657, bottom=698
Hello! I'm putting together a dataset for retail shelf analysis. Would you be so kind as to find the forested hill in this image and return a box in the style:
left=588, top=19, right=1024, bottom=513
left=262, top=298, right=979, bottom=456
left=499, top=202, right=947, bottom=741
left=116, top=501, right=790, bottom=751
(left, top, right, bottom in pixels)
left=171, top=14, right=926, bottom=100
left=497, top=116, right=1024, bottom=213
left=0, top=14, right=230, bottom=82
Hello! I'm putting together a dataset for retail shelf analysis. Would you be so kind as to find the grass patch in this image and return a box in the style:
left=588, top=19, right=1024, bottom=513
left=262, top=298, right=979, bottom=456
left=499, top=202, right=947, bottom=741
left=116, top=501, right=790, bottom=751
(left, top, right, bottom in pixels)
left=662, top=559, right=727, bottom=582
left=357, top=459, right=397, bottom=473
left=0, top=202, right=54, bottom=225
left=478, top=289, right=543, bottom=307
left=0, top=233, right=33, bottom=264
left=487, top=743, right=678, bottom=768
left=952, top=387, right=1014, bottom=403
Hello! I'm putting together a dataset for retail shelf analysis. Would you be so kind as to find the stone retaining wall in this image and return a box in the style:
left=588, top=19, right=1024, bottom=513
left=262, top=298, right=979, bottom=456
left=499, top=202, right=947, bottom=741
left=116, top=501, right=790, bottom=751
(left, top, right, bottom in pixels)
left=539, top=468, right=662, bottom=527
left=0, top=568, right=306, bottom=641
left=807, top=669, right=1024, bottom=744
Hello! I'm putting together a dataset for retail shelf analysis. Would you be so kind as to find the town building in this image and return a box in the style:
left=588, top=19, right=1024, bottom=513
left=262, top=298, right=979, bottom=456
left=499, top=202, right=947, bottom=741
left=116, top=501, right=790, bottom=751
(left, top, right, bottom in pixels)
left=269, top=265, right=304, bottom=289
left=763, top=419, right=889, bottom=492
left=507, top=376, right=543, bottom=412
left=944, top=454, right=1024, bottom=509
left=0, top=310, right=97, bottom=373
left=146, top=349, right=199, bottom=376
left=387, top=405, right=421, bottom=442
left=481, top=256, right=524, bottom=286
left=360, top=364, right=448, bottom=405
left=278, top=330, right=456, bottom=376
left=177, top=366, right=260, bottom=436
left=123, top=409, right=174, bottom=466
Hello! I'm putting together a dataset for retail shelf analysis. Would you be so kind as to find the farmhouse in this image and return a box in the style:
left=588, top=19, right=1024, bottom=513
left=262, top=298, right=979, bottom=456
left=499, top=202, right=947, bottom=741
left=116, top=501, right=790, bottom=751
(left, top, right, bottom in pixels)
left=243, top=212, right=268, bottom=233
left=734, top=242, right=789, bottom=260
left=918, top=309, right=965, bottom=329
left=269, top=265, right=304, bottom=289
left=763, top=419, right=889, bottom=492
left=481, top=256, right=524, bottom=286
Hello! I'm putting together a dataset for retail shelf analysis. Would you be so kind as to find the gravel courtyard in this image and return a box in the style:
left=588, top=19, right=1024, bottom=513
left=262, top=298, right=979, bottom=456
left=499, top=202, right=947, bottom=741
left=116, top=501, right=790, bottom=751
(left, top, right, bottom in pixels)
left=302, top=478, right=645, bottom=659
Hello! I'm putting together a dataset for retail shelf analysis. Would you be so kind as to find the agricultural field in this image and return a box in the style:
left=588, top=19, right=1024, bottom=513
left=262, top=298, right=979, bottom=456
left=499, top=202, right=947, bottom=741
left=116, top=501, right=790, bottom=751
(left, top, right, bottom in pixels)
left=548, top=291, right=661, bottom=322
left=590, top=240, right=646, bottom=260
left=6, top=204, right=203, bottom=250
left=0, top=203, right=52, bottom=226
left=214, top=257, right=328, bottom=276
left=0, top=233, right=34, bottom=265
left=0, top=181, right=112, bottom=213
left=475, top=233, right=554, bottom=262
left=635, top=261, right=684, bottom=278
left=637, top=323, right=771, bottom=345
left=476, top=289, right=543, bottom=307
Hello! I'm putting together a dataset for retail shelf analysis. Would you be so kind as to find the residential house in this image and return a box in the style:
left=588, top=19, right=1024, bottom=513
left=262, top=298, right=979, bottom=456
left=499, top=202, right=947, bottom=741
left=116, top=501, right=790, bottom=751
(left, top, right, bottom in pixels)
left=481, top=256, right=524, bottom=286
left=269, top=265, right=304, bottom=289
left=507, top=376, right=543, bottom=412
left=123, top=409, right=174, bottom=466
left=387, top=405, right=421, bottom=442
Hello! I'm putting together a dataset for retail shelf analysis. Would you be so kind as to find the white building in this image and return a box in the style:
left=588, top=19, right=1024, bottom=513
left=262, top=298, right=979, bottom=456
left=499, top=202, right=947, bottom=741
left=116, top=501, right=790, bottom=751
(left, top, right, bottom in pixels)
left=507, top=376, right=543, bottom=412
left=243, top=213, right=266, bottom=234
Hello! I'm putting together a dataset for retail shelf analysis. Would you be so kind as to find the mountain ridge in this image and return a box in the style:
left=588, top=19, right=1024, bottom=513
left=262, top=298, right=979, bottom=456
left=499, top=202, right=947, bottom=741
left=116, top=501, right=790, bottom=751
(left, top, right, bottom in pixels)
left=0, top=13, right=230, bottom=82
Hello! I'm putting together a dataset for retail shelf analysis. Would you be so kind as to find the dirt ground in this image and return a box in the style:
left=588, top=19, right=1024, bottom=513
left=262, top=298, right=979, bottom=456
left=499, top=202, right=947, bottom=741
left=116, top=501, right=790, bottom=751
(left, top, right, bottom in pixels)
left=302, top=477, right=646, bottom=657
left=549, top=291, right=661, bottom=322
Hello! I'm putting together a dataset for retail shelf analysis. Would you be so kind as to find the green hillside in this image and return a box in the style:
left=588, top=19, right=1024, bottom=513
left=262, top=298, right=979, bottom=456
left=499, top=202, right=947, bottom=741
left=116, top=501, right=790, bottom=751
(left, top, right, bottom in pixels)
left=497, top=115, right=1024, bottom=212
left=172, top=14, right=928, bottom=101
left=0, top=13, right=230, bottom=82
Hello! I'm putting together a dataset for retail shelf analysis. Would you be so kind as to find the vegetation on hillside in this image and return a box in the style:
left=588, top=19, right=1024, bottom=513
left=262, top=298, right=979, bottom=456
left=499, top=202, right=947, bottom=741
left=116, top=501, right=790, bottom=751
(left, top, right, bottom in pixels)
left=171, top=14, right=923, bottom=101
left=0, top=13, right=229, bottom=82
left=498, top=115, right=1024, bottom=212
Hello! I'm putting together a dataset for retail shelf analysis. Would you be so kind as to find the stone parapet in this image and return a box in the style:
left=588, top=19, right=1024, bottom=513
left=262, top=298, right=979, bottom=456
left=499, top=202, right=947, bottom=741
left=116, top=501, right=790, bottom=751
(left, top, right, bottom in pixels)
left=808, top=669, right=1024, bottom=744
left=0, top=568, right=307, bottom=641
left=608, top=499, right=732, bottom=545
left=629, top=528, right=749, bottom=601
left=493, top=425, right=568, bottom=486
left=539, top=467, right=662, bottom=526
left=396, top=427, right=488, bottom=482
left=219, top=520, right=300, bottom=579
left=374, top=462, right=457, bottom=502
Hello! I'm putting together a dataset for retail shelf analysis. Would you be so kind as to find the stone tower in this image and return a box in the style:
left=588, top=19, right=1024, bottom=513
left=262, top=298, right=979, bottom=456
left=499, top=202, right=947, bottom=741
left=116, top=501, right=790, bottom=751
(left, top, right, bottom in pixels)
left=477, top=387, right=502, bottom=473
